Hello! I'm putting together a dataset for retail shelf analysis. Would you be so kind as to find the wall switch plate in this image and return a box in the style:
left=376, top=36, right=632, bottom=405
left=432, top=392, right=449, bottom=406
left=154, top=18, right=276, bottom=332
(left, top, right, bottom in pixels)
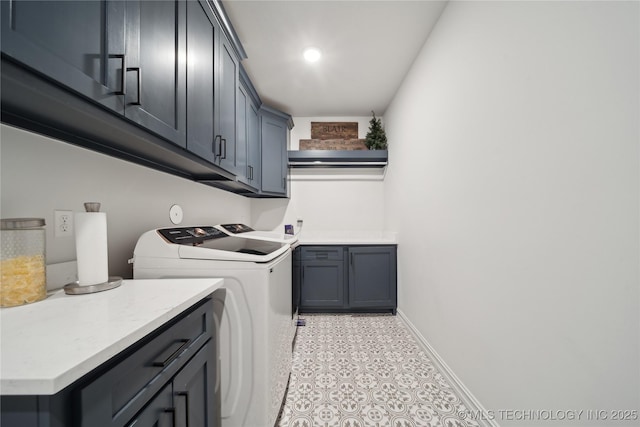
left=54, top=210, right=73, bottom=237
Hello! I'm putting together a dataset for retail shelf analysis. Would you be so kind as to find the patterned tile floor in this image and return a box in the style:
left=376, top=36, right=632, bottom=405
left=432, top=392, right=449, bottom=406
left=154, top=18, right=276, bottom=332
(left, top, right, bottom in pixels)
left=277, top=314, right=481, bottom=427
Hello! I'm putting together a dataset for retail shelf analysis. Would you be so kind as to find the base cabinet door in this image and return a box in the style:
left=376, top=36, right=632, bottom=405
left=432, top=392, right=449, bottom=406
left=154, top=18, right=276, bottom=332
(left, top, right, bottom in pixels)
left=348, top=246, right=397, bottom=312
left=173, top=341, right=217, bottom=427
left=300, top=261, right=345, bottom=309
left=127, top=383, right=175, bottom=427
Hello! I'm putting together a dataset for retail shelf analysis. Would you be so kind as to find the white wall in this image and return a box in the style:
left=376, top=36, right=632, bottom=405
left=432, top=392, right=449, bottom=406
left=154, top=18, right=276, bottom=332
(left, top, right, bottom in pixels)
left=1, top=124, right=251, bottom=279
left=251, top=116, right=386, bottom=233
left=384, top=1, right=639, bottom=425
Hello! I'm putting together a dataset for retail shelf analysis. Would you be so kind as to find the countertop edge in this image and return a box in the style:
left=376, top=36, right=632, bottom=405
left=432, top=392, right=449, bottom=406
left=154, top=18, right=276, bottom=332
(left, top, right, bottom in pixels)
left=0, top=279, right=223, bottom=396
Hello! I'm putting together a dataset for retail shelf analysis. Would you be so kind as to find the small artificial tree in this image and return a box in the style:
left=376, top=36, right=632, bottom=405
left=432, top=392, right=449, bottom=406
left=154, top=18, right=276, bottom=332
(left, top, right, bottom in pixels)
left=365, top=111, right=388, bottom=150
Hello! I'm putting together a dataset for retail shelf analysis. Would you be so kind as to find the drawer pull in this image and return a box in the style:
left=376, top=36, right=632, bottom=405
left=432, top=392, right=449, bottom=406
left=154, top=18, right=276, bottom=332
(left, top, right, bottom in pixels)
left=153, top=339, right=190, bottom=368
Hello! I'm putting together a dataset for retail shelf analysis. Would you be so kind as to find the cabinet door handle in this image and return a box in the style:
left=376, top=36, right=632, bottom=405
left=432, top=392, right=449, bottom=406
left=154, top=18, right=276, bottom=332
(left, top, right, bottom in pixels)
left=248, top=165, right=253, bottom=180
left=126, top=67, right=142, bottom=105
left=350, top=252, right=353, bottom=266
left=164, top=408, right=176, bottom=427
left=177, top=392, right=189, bottom=427
left=152, top=339, right=189, bottom=367
left=221, top=138, right=227, bottom=159
left=213, top=135, right=222, bottom=158
left=109, top=54, right=126, bottom=95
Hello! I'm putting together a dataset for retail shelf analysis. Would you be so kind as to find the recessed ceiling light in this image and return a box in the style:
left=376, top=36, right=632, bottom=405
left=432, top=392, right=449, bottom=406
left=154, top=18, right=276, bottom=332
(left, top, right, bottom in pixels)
left=303, top=47, right=322, bottom=63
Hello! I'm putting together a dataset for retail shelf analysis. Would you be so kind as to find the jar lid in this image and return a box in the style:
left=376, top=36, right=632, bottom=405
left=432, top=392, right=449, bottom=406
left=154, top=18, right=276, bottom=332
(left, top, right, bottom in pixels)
left=1, top=218, right=46, bottom=229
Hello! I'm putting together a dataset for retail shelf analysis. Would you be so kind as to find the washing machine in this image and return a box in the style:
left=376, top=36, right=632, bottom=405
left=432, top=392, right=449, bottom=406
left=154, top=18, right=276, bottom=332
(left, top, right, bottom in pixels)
left=132, top=225, right=297, bottom=427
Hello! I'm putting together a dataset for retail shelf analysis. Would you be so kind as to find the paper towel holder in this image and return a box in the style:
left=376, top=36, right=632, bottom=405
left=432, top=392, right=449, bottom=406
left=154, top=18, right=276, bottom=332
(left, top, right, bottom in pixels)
left=63, top=277, right=122, bottom=295
left=64, top=201, right=122, bottom=295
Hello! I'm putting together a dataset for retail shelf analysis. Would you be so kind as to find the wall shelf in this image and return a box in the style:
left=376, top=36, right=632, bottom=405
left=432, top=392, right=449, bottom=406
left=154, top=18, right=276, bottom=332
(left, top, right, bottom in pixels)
left=288, top=150, right=388, bottom=168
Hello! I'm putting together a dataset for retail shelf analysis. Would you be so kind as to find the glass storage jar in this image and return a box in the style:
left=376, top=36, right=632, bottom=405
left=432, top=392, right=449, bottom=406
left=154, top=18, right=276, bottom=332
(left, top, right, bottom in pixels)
left=1, top=218, right=47, bottom=307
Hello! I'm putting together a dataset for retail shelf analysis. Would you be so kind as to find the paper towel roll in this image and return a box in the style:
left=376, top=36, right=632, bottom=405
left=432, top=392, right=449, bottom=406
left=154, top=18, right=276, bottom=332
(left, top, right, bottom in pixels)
left=75, top=212, right=109, bottom=285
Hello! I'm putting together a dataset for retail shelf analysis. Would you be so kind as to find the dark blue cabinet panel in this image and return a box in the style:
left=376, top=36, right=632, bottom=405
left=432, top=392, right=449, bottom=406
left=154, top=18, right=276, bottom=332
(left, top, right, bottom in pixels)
left=216, top=34, right=239, bottom=173
left=298, top=245, right=397, bottom=313
left=186, top=0, right=218, bottom=163
left=260, top=109, right=288, bottom=195
left=0, top=0, right=125, bottom=113
left=125, top=0, right=186, bottom=148
left=247, top=101, right=261, bottom=189
left=173, top=340, right=216, bottom=427
left=348, top=246, right=397, bottom=312
left=301, top=261, right=346, bottom=308
left=126, top=382, right=174, bottom=427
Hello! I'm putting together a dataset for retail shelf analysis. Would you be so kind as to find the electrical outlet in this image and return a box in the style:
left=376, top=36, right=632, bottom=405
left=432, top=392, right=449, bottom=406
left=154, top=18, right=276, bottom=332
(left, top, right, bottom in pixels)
left=54, top=210, right=73, bottom=237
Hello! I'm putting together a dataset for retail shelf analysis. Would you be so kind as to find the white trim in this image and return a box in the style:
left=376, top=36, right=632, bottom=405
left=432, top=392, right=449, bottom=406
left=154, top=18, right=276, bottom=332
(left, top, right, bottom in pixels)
left=397, top=309, right=501, bottom=427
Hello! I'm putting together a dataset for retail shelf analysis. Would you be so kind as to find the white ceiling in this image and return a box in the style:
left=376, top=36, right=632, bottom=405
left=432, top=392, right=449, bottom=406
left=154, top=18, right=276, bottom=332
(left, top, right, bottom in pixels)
left=222, top=0, right=448, bottom=117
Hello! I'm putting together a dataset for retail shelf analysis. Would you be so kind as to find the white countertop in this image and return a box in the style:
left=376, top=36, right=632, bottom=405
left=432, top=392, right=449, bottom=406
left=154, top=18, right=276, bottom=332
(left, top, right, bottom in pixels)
left=0, top=278, right=223, bottom=396
left=296, top=230, right=398, bottom=245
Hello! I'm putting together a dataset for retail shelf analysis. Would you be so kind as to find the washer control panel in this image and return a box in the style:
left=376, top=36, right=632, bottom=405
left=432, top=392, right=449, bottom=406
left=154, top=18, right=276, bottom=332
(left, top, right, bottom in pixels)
left=219, top=224, right=254, bottom=234
left=158, top=226, right=226, bottom=245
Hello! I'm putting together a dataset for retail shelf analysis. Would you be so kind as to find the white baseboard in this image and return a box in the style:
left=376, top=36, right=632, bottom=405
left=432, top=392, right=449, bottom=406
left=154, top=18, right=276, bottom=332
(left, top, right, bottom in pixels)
left=397, top=309, right=500, bottom=427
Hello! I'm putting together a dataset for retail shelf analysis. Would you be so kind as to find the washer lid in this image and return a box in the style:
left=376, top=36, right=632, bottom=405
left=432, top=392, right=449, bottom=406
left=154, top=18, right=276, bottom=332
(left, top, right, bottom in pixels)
left=214, top=224, right=298, bottom=244
left=177, top=234, right=289, bottom=262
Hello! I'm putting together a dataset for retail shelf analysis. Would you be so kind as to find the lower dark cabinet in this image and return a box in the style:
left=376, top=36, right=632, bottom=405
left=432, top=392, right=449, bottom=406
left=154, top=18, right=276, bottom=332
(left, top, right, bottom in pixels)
left=173, top=340, right=217, bottom=427
left=127, top=382, right=174, bottom=427
left=0, top=298, right=218, bottom=427
left=301, top=260, right=346, bottom=308
left=297, top=245, right=397, bottom=314
left=349, top=247, right=397, bottom=311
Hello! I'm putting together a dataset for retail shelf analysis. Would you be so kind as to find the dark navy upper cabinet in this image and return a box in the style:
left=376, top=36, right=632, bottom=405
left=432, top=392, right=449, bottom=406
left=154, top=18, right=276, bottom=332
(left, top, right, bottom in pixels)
left=260, top=106, right=293, bottom=196
left=186, top=0, right=218, bottom=163
left=124, top=0, right=187, bottom=148
left=0, top=0, right=293, bottom=198
left=185, top=2, right=240, bottom=175
left=0, top=0, right=126, bottom=114
left=236, top=66, right=261, bottom=190
left=215, top=33, right=239, bottom=174
left=348, top=246, right=397, bottom=313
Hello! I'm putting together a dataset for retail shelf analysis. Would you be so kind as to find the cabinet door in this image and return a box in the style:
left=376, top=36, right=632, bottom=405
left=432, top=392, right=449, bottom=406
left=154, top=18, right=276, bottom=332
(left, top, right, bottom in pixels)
left=186, top=0, right=218, bottom=163
left=260, top=113, right=288, bottom=195
left=300, top=261, right=345, bottom=309
left=126, top=383, right=175, bottom=427
left=236, top=83, right=261, bottom=190
left=247, top=101, right=262, bottom=189
left=173, top=341, right=216, bottom=427
left=0, top=0, right=125, bottom=113
left=348, top=247, right=397, bottom=310
left=125, top=0, right=186, bottom=148
left=215, top=34, right=238, bottom=173
left=292, top=248, right=301, bottom=315
left=236, top=83, right=249, bottom=182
